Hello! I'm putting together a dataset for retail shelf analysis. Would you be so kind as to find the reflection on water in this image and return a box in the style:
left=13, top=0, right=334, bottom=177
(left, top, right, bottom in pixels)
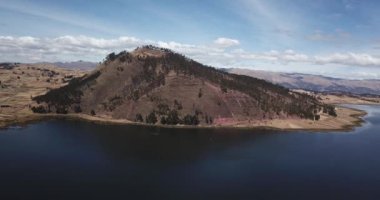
left=0, top=105, right=379, bottom=200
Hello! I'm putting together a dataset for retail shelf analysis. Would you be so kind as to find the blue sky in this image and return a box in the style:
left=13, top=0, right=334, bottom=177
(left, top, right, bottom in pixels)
left=1, top=0, right=380, bottom=79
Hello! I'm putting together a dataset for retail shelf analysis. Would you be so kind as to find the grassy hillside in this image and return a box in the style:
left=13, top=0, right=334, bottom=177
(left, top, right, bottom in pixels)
left=32, top=46, right=336, bottom=126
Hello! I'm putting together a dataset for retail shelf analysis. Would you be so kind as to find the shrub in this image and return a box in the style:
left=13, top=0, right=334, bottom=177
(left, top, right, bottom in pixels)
left=106, top=52, right=117, bottom=61
left=160, top=116, right=167, bottom=124
left=131, top=90, right=139, bottom=101
left=31, top=105, right=47, bottom=113
left=74, top=105, right=82, bottom=113
left=221, top=86, right=227, bottom=93
left=146, top=112, right=157, bottom=124
left=329, top=109, right=337, bottom=117
left=183, top=114, right=199, bottom=125
left=315, top=115, right=320, bottom=121
left=135, top=113, right=143, bottom=122
left=165, top=110, right=180, bottom=125
left=157, top=103, right=170, bottom=115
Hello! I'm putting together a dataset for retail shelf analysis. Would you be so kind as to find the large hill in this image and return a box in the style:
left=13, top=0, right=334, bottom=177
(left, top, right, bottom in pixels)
left=227, top=68, right=380, bottom=96
left=31, top=46, right=334, bottom=126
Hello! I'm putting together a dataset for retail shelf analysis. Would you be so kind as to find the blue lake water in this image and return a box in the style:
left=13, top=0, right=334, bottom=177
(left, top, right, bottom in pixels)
left=0, top=105, right=380, bottom=200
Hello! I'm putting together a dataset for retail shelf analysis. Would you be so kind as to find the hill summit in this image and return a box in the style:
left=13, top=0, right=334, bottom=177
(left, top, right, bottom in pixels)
left=31, top=45, right=335, bottom=126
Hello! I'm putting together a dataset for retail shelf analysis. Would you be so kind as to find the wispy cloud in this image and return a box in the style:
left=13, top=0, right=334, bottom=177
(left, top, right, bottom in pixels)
left=0, top=1, right=122, bottom=35
left=343, top=0, right=357, bottom=10
left=307, top=29, right=351, bottom=42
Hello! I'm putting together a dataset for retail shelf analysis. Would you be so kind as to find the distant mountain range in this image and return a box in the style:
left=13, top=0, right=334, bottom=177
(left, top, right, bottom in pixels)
left=38, top=61, right=98, bottom=71
left=226, top=68, right=380, bottom=96
left=31, top=46, right=331, bottom=125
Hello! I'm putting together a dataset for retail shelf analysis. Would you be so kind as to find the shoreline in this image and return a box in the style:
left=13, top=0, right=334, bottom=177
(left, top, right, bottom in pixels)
left=0, top=105, right=368, bottom=132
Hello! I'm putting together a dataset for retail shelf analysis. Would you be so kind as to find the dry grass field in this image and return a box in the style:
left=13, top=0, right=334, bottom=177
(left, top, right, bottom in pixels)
left=0, top=63, right=85, bottom=127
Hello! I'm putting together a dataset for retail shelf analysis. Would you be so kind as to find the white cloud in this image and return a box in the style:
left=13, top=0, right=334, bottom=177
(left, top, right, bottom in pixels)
left=0, top=35, right=144, bottom=62
left=314, top=53, right=380, bottom=66
left=0, top=35, right=380, bottom=69
left=52, top=35, right=141, bottom=49
left=240, top=50, right=309, bottom=64
left=213, top=37, right=240, bottom=48
left=0, top=35, right=226, bottom=63
left=240, top=50, right=380, bottom=67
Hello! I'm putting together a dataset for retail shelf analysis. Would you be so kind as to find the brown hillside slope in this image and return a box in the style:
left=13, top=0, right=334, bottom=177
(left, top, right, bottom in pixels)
left=31, top=46, right=335, bottom=126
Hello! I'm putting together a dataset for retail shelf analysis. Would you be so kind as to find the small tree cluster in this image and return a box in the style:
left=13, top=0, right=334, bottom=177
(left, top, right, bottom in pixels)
left=323, top=105, right=337, bottom=117
left=146, top=112, right=157, bottom=124
left=183, top=114, right=200, bottom=125
left=106, top=52, right=117, bottom=61
left=161, top=110, right=180, bottom=125
left=205, top=114, right=213, bottom=124
left=31, top=105, right=47, bottom=113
